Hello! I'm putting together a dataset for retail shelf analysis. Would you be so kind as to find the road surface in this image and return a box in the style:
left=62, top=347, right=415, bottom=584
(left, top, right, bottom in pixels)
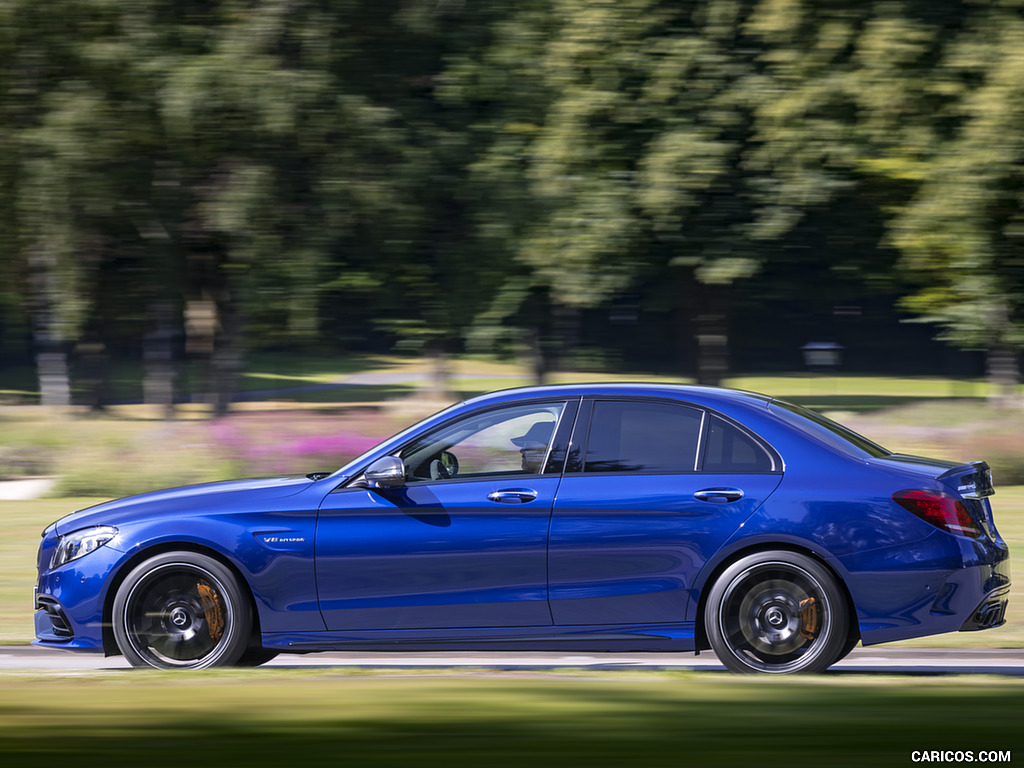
left=2, top=646, right=1022, bottom=675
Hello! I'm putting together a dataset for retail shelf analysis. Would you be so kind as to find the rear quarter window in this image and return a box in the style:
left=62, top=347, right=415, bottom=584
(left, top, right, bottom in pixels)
left=703, top=415, right=777, bottom=473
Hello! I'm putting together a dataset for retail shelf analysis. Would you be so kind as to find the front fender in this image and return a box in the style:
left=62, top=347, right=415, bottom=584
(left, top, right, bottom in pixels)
left=108, top=512, right=323, bottom=633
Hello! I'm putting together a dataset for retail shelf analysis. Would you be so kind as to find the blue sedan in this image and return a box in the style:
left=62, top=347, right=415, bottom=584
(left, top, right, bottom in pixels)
left=34, top=384, right=1010, bottom=673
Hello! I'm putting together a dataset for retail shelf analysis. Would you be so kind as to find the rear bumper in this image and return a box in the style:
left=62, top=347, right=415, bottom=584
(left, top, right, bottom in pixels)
left=960, top=589, right=1009, bottom=632
left=834, top=529, right=1010, bottom=646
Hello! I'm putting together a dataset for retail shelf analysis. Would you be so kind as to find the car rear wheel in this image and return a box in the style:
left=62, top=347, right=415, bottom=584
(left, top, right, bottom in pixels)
left=113, top=552, right=251, bottom=670
left=705, top=551, right=849, bottom=674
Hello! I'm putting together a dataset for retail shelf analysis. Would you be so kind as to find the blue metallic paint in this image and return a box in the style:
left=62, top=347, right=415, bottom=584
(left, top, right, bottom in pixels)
left=549, top=472, right=783, bottom=624
left=33, top=383, right=1010, bottom=667
left=316, top=478, right=558, bottom=629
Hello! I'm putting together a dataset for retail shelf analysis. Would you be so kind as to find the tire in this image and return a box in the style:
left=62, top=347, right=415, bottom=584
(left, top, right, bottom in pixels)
left=112, top=552, right=252, bottom=670
left=704, top=551, right=849, bottom=674
left=234, top=648, right=279, bottom=667
left=836, top=635, right=860, bottom=663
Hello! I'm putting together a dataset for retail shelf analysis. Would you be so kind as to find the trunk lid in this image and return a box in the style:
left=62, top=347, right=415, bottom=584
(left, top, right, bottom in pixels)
left=873, top=456, right=1001, bottom=542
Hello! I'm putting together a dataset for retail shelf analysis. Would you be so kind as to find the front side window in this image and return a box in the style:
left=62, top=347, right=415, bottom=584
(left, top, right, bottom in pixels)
left=584, top=400, right=703, bottom=473
left=400, top=402, right=566, bottom=481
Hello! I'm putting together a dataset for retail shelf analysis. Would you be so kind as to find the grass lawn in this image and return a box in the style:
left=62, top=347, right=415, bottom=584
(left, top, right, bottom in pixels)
left=2, top=348, right=1007, bottom=409
left=0, top=671, right=1019, bottom=766
left=0, top=498, right=107, bottom=643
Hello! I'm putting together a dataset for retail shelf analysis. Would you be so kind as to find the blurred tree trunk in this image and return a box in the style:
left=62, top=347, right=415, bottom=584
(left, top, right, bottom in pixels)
left=696, top=313, right=729, bottom=387
left=695, top=284, right=729, bottom=387
left=29, top=251, right=75, bottom=408
left=987, top=343, right=1019, bottom=408
left=672, top=267, right=696, bottom=377
left=420, top=336, right=453, bottom=401
left=143, top=302, right=178, bottom=419
left=523, top=327, right=549, bottom=386
left=552, top=305, right=580, bottom=373
left=35, top=346, right=71, bottom=407
left=208, top=292, right=242, bottom=418
left=75, top=333, right=110, bottom=411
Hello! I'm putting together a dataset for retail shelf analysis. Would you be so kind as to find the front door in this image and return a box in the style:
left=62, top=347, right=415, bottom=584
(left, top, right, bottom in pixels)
left=315, top=400, right=574, bottom=631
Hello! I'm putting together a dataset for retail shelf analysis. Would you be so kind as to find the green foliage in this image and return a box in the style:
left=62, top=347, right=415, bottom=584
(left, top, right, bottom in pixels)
left=3, top=0, right=1024, bottom=395
left=850, top=3, right=1024, bottom=396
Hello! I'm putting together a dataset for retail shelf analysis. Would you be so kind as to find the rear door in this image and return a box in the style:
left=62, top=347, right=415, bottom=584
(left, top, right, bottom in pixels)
left=548, top=398, right=783, bottom=625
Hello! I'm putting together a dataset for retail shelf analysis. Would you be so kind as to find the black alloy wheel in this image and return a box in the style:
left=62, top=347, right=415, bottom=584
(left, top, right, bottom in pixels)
left=705, top=551, right=850, bottom=674
left=112, top=552, right=251, bottom=670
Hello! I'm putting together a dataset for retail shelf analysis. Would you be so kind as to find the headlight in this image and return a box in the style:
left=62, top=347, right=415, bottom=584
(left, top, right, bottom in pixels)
left=50, top=526, right=119, bottom=569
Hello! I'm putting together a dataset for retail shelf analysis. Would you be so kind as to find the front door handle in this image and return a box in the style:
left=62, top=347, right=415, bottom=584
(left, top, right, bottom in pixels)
left=487, top=488, right=538, bottom=504
left=693, top=487, right=744, bottom=503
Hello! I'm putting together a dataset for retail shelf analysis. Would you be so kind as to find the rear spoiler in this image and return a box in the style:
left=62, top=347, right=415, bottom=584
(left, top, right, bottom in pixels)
left=938, top=461, right=994, bottom=499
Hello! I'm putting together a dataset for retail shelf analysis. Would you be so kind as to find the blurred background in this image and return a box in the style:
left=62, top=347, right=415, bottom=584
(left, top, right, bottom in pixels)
left=2, top=0, right=1024, bottom=491
left=2, top=5, right=1024, bottom=763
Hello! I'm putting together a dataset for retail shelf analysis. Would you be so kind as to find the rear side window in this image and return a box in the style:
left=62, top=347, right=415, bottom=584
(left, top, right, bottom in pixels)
left=584, top=401, right=703, bottom=473
left=703, top=415, right=776, bottom=473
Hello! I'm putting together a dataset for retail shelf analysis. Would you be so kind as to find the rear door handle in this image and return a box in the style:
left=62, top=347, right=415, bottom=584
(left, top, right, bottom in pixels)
left=487, top=488, right=538, bottom=504
left=693, top=487, right=744, bottom=503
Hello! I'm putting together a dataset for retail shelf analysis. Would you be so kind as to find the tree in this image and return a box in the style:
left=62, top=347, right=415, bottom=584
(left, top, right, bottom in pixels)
left=867, top=4, right=1024, bottom=404
left=6, top=2, right=146, bottom=406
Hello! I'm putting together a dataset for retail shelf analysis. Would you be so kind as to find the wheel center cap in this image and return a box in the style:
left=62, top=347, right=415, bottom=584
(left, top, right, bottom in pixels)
left=765, top=607, right=786, bottom=627
left=169, top=607, right=191, bottom=628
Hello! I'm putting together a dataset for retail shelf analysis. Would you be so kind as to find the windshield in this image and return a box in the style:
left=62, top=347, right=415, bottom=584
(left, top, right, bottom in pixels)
left=768, top=400, right=890, bottom=459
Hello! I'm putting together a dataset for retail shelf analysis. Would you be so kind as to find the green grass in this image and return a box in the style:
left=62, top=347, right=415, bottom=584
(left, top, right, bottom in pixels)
left=0, top=671, right=1020, bottom=766
left=725, top=374, right=990, bottom=411
left=0, top=498, right=105, bottom=643
left=1, top=348, right=1009, bottom=409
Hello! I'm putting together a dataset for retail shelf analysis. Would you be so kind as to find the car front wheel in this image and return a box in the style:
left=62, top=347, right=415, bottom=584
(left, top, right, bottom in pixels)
left=234, top=648, right=279, bottom=667
left=112, top=552, right=251, bottom=670
left=705, top=551, right=849, bottom=674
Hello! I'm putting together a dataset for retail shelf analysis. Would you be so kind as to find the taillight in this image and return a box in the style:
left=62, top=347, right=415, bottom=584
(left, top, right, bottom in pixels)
left=892, top=489, right=983, bottom=539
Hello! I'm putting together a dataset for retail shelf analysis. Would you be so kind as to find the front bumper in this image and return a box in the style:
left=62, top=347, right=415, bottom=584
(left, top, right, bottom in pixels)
left=33, top=540, right=127, bottom=652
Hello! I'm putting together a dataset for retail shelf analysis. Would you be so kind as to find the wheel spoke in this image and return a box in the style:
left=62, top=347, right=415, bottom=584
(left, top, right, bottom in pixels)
left=117, top=558, right=246, bottom=669
left=708, top=554, right=847, bottom=674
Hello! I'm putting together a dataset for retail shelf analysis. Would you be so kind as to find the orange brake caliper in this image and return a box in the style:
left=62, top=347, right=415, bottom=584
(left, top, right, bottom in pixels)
left=799, top=597, right=820, bottom=640
left=196, top=582, right=225, bottom=642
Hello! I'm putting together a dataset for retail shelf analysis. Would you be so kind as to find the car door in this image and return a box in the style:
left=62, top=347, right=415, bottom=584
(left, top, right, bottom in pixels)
left=316, top=398, right=578, bottom=631
left=548, top=398, right=783, bottom=626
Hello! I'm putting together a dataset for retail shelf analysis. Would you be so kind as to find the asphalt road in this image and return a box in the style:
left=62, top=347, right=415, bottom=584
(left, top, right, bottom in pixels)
left=3, top=646, right=1022, bottom=676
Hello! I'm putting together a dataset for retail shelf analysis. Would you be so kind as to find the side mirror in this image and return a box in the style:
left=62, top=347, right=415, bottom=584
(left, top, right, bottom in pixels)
left=365, top=456, right=406, bottom=489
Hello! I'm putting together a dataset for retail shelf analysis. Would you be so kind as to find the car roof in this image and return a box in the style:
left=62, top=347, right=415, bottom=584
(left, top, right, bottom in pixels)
left=461, top=382, right=775, bottom=411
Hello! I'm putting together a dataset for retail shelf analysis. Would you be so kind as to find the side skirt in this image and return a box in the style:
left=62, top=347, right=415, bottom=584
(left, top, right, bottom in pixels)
left=262, top=623, right=697, bottom=653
